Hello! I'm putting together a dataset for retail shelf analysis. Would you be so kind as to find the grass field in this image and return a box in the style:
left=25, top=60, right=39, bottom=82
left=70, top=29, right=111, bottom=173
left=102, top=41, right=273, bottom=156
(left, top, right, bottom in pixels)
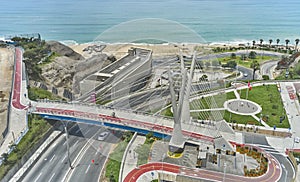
left=239, top=85, right=289, bottom=128
left=223, top=110, right=262, bottom=126
left=105, top=132, right=132, bottom=182
left=190, top=91, right=236, bottom=109
left=161, top=85, right=289, bottom=128
left=219, top=55, right=278, bottom=68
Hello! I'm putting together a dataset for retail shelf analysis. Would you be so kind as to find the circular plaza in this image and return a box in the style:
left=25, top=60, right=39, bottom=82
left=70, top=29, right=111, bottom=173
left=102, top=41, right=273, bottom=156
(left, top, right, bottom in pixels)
left=224, top=99, right=262, bottom=115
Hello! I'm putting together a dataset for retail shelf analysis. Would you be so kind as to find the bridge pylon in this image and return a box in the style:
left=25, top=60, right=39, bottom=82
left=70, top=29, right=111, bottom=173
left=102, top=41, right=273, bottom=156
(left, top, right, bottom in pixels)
left=168, top=51, right=196, bottom=154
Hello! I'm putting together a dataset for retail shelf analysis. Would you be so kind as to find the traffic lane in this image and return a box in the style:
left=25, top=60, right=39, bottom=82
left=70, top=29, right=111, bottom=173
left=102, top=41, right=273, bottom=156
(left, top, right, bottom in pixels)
left=29, top=133, right=86, bottom=182
left=68, top=136, right=118, bottom=182
left=21, top=134, right=66, bottom=182
left=260, top=61, right=277, bottom=79
left=272, top=153, right=295, bottom=182
left=22, top=124, right=82, bottom=182
left=237, top=66, right=253, bottom=80
left=48, top=125, right=106, bottom=182
left=22, top=124, right=93, bottom=182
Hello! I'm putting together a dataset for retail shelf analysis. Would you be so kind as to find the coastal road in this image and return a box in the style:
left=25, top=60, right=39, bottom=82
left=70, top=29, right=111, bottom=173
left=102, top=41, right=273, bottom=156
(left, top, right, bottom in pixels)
left=22, top=123, right=116, bottom=182
left=68, top=129, right=122, bottom=182
left=260, top=61, right=278, bottom=79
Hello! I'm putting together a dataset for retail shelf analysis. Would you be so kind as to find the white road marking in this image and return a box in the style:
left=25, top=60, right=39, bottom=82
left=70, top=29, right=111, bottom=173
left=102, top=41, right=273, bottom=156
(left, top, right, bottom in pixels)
left=61, top=155, right=67, bottom=163
left=85, top=164, right=91, bottom=174
left=85, top=129, right=92, bottom=135
left=48, top=173, right=55, bottom=182
left=50, top=155, right=55, bottom=162
left=34, top=172, right=42, bottom=182
left=75, top=129, right=80, bottom=133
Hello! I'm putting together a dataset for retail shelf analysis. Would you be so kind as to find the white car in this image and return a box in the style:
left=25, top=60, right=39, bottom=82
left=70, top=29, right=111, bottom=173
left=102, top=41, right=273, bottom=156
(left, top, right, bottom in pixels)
left=295, top=137, right=300, bottom=143
left=243, top=73, right=248, bottom=77
left=97, top=131, right=109, bottom=141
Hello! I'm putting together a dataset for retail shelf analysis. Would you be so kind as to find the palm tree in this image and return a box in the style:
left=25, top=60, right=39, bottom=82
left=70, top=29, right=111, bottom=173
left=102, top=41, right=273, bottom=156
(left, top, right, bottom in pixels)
left=252, top=40, right=256, bottom=47
left=295, top=39, right=299, bottom=51
left=269, top=39, right=273, bottom=47
left=250, top=60, right=260, bottom=80
left=276, top=39, right=280, bottom=46
left=260, top=39, right=264, bottom=46
left=285, top=39, right=290, bottom=49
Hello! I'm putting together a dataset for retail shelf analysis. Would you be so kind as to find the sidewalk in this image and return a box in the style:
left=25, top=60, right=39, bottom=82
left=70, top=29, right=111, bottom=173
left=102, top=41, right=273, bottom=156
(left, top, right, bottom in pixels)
left=0, top=77, right=28, bottom=162
left=121, top=135, right=146, bottom=181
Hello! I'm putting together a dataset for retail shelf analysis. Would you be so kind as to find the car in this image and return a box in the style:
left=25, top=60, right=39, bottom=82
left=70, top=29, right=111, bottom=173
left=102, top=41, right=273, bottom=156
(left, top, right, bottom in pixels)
left=295, top=137, right=300, bottom=143
left=243, top=73, right=248, bottom=77
left=97, top=131, right=109, bottom=141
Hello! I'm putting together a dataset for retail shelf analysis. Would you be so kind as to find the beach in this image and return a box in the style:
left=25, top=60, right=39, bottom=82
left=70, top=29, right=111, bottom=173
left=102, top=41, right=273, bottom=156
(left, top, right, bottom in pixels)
left=69, top=42, right=245, bottom=59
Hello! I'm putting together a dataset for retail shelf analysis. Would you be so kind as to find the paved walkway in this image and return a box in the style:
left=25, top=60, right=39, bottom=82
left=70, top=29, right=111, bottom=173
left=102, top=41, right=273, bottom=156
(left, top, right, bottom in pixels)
left=0, top=50, right=28, bottom=161
left=121, top=135, right=146, bottom=182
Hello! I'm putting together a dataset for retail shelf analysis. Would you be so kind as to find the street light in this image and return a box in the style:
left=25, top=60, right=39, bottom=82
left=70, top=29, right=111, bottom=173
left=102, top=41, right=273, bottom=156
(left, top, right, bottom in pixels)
left=62, top=121, right=73, bottom=169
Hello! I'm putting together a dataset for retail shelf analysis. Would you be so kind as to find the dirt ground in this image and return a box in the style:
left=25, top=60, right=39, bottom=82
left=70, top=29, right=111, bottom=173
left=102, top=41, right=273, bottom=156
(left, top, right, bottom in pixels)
left=0, top=47, right=14, bottom=141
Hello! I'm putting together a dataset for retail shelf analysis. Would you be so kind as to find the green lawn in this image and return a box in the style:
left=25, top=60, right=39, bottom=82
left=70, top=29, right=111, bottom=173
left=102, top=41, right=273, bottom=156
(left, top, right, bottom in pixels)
left=160, top=106, right=173, bottom=117
left=105, top=132, right=133, bottom=182
left=135, top=134, right=155, bottom=166
left=161, top=85, right=289, bottom=128
left=223, top=110, right=262, bottom=126
left=190, top=91, right=236, bottom=109
left=219, top=55, right=278, bottom=68
left=240, top=85, right=289, bottom=128
left=0, top=115, right=51, bottom=180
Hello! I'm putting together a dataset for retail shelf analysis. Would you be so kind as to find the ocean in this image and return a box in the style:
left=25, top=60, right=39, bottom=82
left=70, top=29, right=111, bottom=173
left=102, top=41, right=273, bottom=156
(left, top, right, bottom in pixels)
left=1, top=0, right=300, bottom=45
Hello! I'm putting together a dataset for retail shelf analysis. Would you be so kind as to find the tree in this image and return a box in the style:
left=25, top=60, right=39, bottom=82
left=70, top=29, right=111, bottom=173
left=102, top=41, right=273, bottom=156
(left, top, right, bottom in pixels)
left=200, top=74, right=208, bottom=81
left=259, top=39, right=263, bottom=46
left=241, top=54, right=247, bottom=60
left=285, top=39, right=290, bottom=49
left=1, top=153, right=9, bottom=164
left=231, top=53, right=236, bottom=59
left=250, top=60, right=260, bottom=80
left=248, top=51, right=257, bottom=59
left=295, top=39, right=299, bottom=51
left=252, top=40, right=256, bottom=47
left=276, top=39, right=280, bottom=46
left=269, top=39, right=273, bottom=47
left=226, top=60, right=237, bottom=69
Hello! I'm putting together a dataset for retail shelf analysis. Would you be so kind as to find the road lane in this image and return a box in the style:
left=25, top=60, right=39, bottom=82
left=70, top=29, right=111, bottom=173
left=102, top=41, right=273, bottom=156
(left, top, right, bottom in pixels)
left=68, top=129, right=122, bottom=182
left=22, top=123, right=102, bottom=182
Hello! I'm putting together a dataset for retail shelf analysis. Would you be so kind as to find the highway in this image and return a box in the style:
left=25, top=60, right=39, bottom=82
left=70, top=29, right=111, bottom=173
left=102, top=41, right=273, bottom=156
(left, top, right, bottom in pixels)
left=22, top=123, right=121, bottom=182
left=68, top=129, right=122, bottom=182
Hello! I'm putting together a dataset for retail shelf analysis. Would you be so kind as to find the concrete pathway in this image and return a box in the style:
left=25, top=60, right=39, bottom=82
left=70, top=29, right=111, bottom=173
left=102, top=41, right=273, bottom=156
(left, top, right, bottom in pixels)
left=252, top=115, right=269, bottom=128
left=121, top=135, right=146, bottom=181
left=233, top=89, right=240, bottom=99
